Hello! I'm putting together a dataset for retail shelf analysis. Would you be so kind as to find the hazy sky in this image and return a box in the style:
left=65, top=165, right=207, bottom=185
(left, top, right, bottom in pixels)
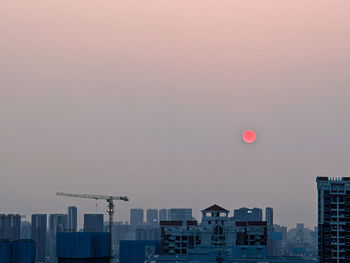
left=1, top=0, right=350, bottom=229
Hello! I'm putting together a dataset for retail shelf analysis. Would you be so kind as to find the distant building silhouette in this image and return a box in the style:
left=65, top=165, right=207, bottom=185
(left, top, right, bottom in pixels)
left=130, top=208, right=144, bottom=228
left=146, top=209, right=158, bottom=227
left=21, top=221, right=31, bottom=239
left=31, top=214, right=47, bottom=262
left=232, top=207, right=262, bottom=222
left=168, top=208, right=192, bottom=222
left=84, top=214, right=104, bottom=232
left=49, top=214, right=68, bottom=233
left=48, top=214, right=68, bottom=263
left=159, top=209, right=168, bottom=221
left=67, top=206, right=77, bottom=232
left=266, top=207, right=273, bottom=227
left=0, top=214, right=21, bottom=240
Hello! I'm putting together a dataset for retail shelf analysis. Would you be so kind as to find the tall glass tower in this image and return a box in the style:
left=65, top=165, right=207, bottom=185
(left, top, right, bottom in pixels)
left=68, top=206, right=77, bottom=232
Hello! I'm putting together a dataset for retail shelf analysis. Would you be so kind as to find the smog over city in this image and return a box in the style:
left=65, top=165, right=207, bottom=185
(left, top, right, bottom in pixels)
left=1, top=1, right=350, bottom=262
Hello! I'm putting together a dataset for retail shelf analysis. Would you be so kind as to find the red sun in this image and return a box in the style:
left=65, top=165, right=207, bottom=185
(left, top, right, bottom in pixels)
left=242, top=130, right=256, bottom=144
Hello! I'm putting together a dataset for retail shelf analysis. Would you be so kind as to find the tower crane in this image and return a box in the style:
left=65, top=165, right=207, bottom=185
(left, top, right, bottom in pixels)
left=56, top=192, right=129, bottom=263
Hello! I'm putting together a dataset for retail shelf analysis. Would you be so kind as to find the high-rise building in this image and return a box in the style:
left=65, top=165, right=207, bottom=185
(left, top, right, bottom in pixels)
left=84, top=214, right=104, bottom=232
left=232, top=207, right=262, bottom=222
left=317, top=176, right=350, bottom=263
left=266, top=207, right=273, bottom=227
left=31, top=214, right=47, bottom=262
left=0, top=214, right=21, bottom=239
left=168, top=208, right=192, bottom=222
left=21, top=221, right=31, bottom=239
left=67, top=206, right=77, bottom=232
left=130, top=209, right=144, bottom=228
left=159, top=209, right=168, bottom=221
left=48, top=214, right=68, bottom=263
left=266, top=207, right=274, bottom=257
left=146, top=209, right=158, bottom=227
left=49, top=214, right=68, bottom=233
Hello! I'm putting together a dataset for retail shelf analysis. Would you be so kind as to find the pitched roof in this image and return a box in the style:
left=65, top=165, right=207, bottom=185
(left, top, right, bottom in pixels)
left=203, top=204, right=229, bottom=212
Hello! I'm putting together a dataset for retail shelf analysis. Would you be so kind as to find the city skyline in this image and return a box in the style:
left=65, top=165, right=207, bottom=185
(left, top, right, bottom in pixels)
left=2, top=0, right=350, bottom=230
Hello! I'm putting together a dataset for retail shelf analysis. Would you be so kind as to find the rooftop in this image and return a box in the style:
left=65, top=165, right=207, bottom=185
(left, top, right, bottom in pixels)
left=202, top=204, right=229, bottom=212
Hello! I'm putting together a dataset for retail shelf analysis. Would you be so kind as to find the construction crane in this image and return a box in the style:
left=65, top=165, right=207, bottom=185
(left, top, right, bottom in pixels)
left=56, top=192, right=129, bottom=263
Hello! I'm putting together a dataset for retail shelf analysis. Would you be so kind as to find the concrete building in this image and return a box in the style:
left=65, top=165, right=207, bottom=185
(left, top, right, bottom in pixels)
left=233, top=221, right=267, bottom=259
left=84, top=214, right=104, bottom=232
left=232, top=207, right=262, bottom=222
left=316, top=177, right=350, bottom=263
left=67, top=206, right=77, bottom=232
left=147, top=209, right=159, bottom=227
left=145, top=205, right=315, bottom=263
left=168, top=208, right=192, bottom=222
left=0, top=214, right=21, bottom=240
left=160, top=205, right=235, bottom=255
left=31, top=214, right=47, bottom=263
left=267, top=224, right=287, bottom=257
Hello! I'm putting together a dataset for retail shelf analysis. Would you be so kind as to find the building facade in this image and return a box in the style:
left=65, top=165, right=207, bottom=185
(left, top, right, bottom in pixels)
left=130, top=209, right=144, bottom=228
left=48, top=214, right=68, bottom=263
left=0, top=214, right=21, bottom=240
left=232, top=207, right=263, bottom=222
left=266, top=207, right=273, bottom=227
left=159, top=209, right=168, bottom=221
left=168, top=208, right=192, bottom=222
left=67, top=206, right=77, bottom=232
left=31, top=214, right=47, bottom=262
left=317, top=176, right=350, bottom=263
left=147, top=209, right=158, bottom=227
left=57, top=232, right=109, bottom=263
left=84, top=214, right=104, bottom=232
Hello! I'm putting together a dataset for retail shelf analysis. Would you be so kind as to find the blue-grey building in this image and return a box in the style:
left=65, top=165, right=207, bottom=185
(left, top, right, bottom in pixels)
left=31, top=214, right=47, bottom=262
left=0, top=239, right=36, bottom=263
left=56, top=232, right=109, bottom=262
left=67, top=206, right=77, bottom=232
left=84, top=214, right=104, bottom=232
left=232, top=207, right=262, bottom=222
left=147, top=209, right=158, bottom=227
left=266, top=207, right=273, bottom=227
left=119, top=240, right=160, bottom=263
left=0, top=214, right=21, bottom=240
left=130, top=208, right=144, bottom=228
left=168, top=208, right=192, bottom=222
left=48, top=214, right=68, bottom=263
left=159, top=209, right=168, bottom=221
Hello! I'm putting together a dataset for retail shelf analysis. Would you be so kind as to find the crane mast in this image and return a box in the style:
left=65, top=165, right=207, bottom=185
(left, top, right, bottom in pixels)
left=56, top=192, right=129, bottom=263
